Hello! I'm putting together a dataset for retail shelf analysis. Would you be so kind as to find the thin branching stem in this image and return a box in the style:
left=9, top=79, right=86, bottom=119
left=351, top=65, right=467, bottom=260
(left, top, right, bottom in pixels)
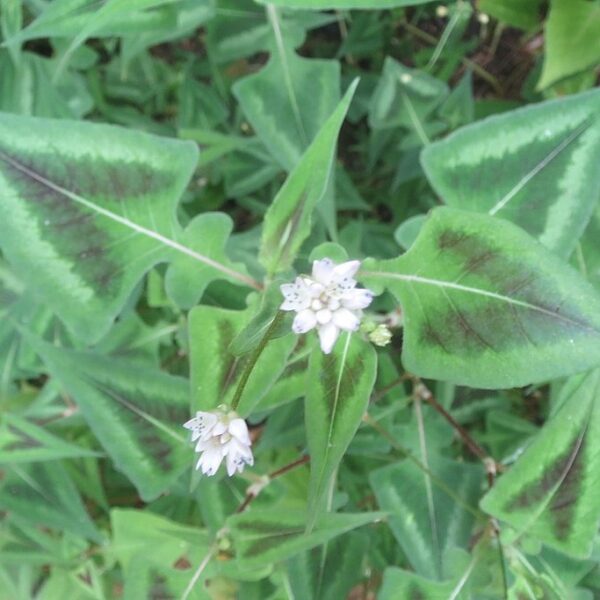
left=410, top=376, right=503, bottom=486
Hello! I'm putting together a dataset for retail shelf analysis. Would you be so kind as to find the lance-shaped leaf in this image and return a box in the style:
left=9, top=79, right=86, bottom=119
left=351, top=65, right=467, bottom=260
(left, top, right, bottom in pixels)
left=286, top=531, right=368, bottom=600
left=3, top=0, right=200, bottom=43
left=0, top=461, right=102, bottom=543
left=369, top=57, right=449, bottom=131
left=305, top=334, right=377, bottom=530
left=189, top=305, right=296, bottom=417
left=227, top=509, right=384, bottom=570
left=421, top=89, right=600, bottom=257
left=0, top=414, right=100, bottom=464
left=233, top=16, right=340, bottom=172
left=255, top=0, right=435, bottom=7
left=28, top=339, right=190, bottom=501
left=577, top=203, right=600, bottom=293
left=362, top=208, right=600, bottom=388
left=0, top=112, right=255, bottom=343
left=378, top=568, right=454, bottom=600
left=259, top=80, right=358, bottom=276
left=481, top=369, right=600, bottom=557
left=538, top=0, right=600, bottom=90
left=111, top=508, right=214, bottom=599
left=370, top=456, right=482, bottom=579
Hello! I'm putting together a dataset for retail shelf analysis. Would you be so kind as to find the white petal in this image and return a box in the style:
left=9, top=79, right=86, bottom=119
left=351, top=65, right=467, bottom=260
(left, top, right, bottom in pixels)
left=333, top=308, right=360, bottom=331
left=183, top=411, right=218, bottom=441
left=292, top=309, right=317, bottom=334
left=318, top=322, right=340, bottom=354
left=195, top=438, right=211, bottom=452
left=197, top=445, right=224, bottom=476
left=226, top=448, right=253, bottom=476
left=225, top=439, right=254, bottom=476
left=212, top=422, right=227, bottom=437
left=308, top=281, right=325, bottom=297
left=331, top=260, right=361, bottom=284
left=223, top=438, right=251, bottom=460
left=341, top=288, right=374, bottom=310
left=315, top=309, right=332, bottom=325
left=226, top=453, right=239, bottom=476
left=280, top=278, right=311, bottom=311
left=228, top=418, right=251, bottom=445
left=311, top=258, right=334, bottom=285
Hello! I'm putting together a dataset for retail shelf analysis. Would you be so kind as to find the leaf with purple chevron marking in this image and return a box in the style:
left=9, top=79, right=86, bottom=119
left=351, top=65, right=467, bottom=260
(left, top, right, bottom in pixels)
left=421, top=89, right=600, bottom=257
left=361, top=207, right=600, bottom=388
left=259, top=80, right=357, bottom=276
left=0, top=461, right=103, bottom=543
left=227, top=509, right=384, bottom=570
left=29, top=338, right=191, bottom=501
left=305, top=334, right=377, bottom=530
left=0, top=112, right=252, bottom=343
left=188, top=305, right=296, bottom=417
left=481, top=369, right=600, bottom=557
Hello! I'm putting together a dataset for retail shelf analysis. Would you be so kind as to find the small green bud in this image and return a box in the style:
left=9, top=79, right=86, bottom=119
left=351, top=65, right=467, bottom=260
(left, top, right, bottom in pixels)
left=368, top=324, right=392, bottom=347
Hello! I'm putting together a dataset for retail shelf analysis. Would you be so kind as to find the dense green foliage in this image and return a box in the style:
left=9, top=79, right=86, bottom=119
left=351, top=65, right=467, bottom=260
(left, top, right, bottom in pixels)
left=1, top=1, right=600, bottom=598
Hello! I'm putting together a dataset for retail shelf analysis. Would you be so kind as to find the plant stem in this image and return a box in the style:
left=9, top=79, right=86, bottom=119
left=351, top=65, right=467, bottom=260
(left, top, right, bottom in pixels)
left=411, top=377, right=502, bottom=486
left=183, top=453, right=309, bottom=598
left=236, top=455, right=310, bottom=513
left=230, top=311, right=285, bottom=412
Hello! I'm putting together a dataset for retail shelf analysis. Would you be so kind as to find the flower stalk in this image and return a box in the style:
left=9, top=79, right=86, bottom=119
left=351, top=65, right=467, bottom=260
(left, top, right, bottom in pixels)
left=230, top=310, right=285, bottom=411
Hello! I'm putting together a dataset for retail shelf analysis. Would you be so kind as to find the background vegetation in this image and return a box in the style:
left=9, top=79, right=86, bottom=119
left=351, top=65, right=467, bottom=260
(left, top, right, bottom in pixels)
left=1, top=0, right=600, bottom=598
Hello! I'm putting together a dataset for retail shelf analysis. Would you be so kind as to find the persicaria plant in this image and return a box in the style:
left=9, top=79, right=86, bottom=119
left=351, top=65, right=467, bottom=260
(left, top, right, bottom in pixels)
left=1, top=3, right=600, bottom=598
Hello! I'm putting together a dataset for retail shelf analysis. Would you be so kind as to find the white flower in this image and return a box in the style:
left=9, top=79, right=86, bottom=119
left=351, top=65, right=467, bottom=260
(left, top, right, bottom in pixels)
left=183, top=407, right=253, bottom=476
left=280, top=258, right=374, bottom=354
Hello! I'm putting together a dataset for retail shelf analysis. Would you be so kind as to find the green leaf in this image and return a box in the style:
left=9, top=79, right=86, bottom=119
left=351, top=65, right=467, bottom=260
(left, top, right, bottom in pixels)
left=229, top=283, right=293, bottom=356
left=479, top=0, right=545, bottom=30
left=111, top=508, right=209, bottom=571
left=378, top=567, right=454, bottom=600
left=5, top=0, right=199, bottom=43
left=0, top=0, right=23, bottom=64
left=0, top=51, right=93, bottom=119
left=285, top=531, right=368, bottom=600
left=421, top=89, right=600, bottom=257
left=370, top=456, right=481, bottom=579
left=255, top=346, right=308, bottom=411
left=305, top=334, right=377, bottom=530
left=0, top=414, right=100, bottom=464
left=0, top=462, right=102, bottom=543
left=0, top=112, right=256, bottom=343
left=538, top=0, right=600, bottom=89
left=228, top=509, right=384, bottom=570
left=29, top=340, right=190, bottom=501
left=369, top=58, right=449, bottom=133
left=577, top=203, right=600, bottom=293
left=481, top=369, right=600, bottom=557
left=233, top=10, right=340, bottom=172
left=362, top=207, right=600, bottom=388
left=255, top=0, right=436, bottom=8
left=259, top=79, right=358, bottom=275
left=189, top=305, right=296, bottom=416
left=111, top=508, right=212, bottom=599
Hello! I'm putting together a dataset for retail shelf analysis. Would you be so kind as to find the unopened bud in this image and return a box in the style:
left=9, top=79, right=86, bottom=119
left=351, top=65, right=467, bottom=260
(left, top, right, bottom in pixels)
left=369, top=324, right=392, bottom=347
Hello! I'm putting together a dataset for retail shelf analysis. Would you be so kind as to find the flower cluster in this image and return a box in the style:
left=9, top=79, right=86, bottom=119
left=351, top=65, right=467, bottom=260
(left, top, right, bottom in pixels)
left=280, top=258, right=374, bottom=354
left=183, top=407, right=253, bottom=476
left=185, top=258, right=373, bottom=477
